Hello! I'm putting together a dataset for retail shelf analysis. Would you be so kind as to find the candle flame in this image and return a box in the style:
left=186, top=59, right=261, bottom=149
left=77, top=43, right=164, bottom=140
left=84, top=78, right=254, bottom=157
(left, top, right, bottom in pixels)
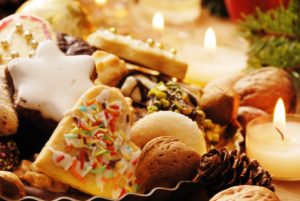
left=204, top=27, right=217, bottom=51
left=152, top=12, right=164, bottom=32
left=273, top=98, right=286, bottom=129
left=95, top=0, right=107, bottom=6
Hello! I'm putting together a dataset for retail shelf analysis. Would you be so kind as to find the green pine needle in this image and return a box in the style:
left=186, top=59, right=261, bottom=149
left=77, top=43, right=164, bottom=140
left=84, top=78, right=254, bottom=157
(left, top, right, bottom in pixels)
left=239, top=0, right=300, bottom=71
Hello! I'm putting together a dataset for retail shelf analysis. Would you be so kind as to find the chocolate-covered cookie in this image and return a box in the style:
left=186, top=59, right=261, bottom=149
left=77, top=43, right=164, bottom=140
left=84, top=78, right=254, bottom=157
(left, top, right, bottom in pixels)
left=57, top=33, right=97, bottom=56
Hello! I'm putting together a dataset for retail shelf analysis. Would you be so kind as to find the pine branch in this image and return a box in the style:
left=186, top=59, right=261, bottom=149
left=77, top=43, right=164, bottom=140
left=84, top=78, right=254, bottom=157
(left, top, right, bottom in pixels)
left=239, top=0, right=300, bottom=71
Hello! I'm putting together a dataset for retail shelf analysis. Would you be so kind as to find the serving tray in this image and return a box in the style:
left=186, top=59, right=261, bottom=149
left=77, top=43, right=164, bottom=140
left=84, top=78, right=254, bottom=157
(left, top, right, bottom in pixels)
left=21, top=181, right=209, bottom=201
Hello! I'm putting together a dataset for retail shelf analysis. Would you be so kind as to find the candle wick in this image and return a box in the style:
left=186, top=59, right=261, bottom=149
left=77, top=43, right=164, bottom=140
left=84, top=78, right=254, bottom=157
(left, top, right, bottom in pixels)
left=275, top=127, right=285, bottom=141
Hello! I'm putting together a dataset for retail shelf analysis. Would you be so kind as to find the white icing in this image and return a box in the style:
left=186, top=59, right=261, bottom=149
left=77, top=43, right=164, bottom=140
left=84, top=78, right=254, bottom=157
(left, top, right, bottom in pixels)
left=7, top=41, right=94, bottom=122
left=49, top=147, right=75, bottom=170
left=74, top=160, right=93, bottom=178
left=96, top=89, right=110, bottom=104
left=64, top=138, right=83, bottom=148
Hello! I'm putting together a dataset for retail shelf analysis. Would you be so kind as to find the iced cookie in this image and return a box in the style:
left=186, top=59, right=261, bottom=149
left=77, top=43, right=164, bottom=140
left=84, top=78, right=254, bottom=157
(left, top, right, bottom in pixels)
left=7, top=40, right=94, bottom=122
left=87, top=30, right=188, bottom=80
left=0, top=14, right=56, bottom=65
left=18, top=0, right=94, bottom=38
left=35, top=85, right=141, bottom=199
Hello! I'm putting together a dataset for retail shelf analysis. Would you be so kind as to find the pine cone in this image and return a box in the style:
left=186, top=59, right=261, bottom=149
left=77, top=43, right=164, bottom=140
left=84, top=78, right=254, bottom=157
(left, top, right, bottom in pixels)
left=196, top=147, right=274, bottom=195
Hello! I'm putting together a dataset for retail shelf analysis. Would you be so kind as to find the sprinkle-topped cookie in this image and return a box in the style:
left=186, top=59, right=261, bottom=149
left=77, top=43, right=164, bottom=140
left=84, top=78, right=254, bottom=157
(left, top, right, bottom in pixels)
left=7, top=40, right=94, bottom=122
left=0, top=14, right=56, bottom=65
left=35, top=85, right=140, bottom=199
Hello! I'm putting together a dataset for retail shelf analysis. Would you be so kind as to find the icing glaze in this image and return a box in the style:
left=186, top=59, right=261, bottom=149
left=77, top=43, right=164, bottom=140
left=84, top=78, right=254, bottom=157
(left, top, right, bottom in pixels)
left=8, top=40, right=94, bottom=122
left=0, top=14, right=56, bottom=65
left=50, top=89, right=140, bottom=198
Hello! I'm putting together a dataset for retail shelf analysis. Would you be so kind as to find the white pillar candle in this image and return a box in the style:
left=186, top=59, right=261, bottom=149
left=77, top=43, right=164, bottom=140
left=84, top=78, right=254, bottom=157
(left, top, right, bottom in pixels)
left=246, top=99, right=300, bottom=180
left=178, top=27, right=247, bottom=86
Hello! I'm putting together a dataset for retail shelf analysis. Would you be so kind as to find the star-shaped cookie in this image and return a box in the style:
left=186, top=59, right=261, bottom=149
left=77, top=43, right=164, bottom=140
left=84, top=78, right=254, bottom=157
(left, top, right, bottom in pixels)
left=8, top=40, right=94, bottom=122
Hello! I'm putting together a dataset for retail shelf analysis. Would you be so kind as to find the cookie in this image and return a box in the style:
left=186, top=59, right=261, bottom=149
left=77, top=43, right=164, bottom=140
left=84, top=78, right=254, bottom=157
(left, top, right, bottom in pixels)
left=35, top=85, right=141, bottom=199
left=130, top=111, right=207, bottom=155
left=87, top=30, right=188, bottom=80
left=210, top=185, right=280, bottom=201
left=92, top=50, right=128, bottom=87
left=15, top=160, right=69, bottom=193
left=18, top=0, right=94, bottom=38
left=7, top=40, right=94, bottom=122
left=0, top=65, right=18, bottom=136
left=0, top=14, right=56, bottom=65
left=0, top=137, right=20, bottom=172
left=119, top=66, right=170, bottom=107
left=0, top=171, right=25, bottom=200
left=57, top=33, right=97, bottom=56
left=136, top=136, right=201, bottom=192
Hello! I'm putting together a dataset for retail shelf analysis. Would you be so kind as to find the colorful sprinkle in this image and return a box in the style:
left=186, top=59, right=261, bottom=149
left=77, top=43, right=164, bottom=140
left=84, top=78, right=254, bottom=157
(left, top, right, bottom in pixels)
left=53, top=93, right=141, bottom=197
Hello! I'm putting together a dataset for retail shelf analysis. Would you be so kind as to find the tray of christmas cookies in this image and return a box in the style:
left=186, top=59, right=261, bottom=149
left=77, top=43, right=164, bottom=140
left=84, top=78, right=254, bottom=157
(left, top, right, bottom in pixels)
left=0, top=5, right=297, bottom=200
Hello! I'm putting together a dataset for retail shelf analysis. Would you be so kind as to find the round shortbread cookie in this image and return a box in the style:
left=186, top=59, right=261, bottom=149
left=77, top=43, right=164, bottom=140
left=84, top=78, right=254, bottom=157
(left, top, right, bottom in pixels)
left=0, top=14, right=56, bottom=65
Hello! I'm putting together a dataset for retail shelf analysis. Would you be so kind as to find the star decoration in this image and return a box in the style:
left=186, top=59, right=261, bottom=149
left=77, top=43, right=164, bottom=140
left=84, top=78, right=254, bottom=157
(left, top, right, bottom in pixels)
left=8, top=40, right=94, bottom=122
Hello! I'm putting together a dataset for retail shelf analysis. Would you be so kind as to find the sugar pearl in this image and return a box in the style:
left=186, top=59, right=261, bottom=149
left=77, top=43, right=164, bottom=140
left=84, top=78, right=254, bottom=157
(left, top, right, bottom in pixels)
left=24, top=31, right=33, bottom=41
left=10, top=51, right=19, bottom=58
left=0, top=39, right=9, bottom=49
left=15, top=23, right=23, bottom=33
left=146, top=38, right=155, bottom=47
left=30, top=40, right=38, bottom=49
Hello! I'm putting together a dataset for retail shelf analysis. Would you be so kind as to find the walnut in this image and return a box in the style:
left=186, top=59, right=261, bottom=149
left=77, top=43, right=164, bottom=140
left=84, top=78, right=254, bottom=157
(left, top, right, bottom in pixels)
left=199, top=83, right=240, bottom=125
left=234, top=67, right=297, bottom=114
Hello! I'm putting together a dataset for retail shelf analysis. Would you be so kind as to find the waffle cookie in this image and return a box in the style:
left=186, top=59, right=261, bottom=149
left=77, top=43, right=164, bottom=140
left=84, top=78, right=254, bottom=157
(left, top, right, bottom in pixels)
left=35, top=85, right=141, bottom=199
left=87, top=30, right=187, bottom=80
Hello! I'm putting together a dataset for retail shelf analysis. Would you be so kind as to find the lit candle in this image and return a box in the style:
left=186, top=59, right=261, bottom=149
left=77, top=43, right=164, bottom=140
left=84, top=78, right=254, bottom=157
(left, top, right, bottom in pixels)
left=178, top=27, right=247, bottom=86
left=246, top=98, right=300, bottom=180
left=203, top=27, right=216, bottom=54
left=95, top=0, right=107, bottom=7
left=152, top=12, right=164, bottom=40
left=136, top=0, right=201, bottom=25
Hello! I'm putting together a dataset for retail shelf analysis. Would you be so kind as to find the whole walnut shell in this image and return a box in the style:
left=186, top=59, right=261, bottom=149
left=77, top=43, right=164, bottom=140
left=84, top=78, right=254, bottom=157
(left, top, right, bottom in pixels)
left=135, top=136, right=201, bottom=192
left=210, top=185, right=280, bottom=201
left=199, top=84, right=239, bottom=125
left=234, top=67, right=297, bottom=114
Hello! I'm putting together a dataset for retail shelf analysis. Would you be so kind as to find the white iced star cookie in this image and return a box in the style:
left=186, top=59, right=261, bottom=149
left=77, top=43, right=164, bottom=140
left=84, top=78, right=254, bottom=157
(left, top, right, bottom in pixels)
left=7, top=40, right=94, bottom=122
